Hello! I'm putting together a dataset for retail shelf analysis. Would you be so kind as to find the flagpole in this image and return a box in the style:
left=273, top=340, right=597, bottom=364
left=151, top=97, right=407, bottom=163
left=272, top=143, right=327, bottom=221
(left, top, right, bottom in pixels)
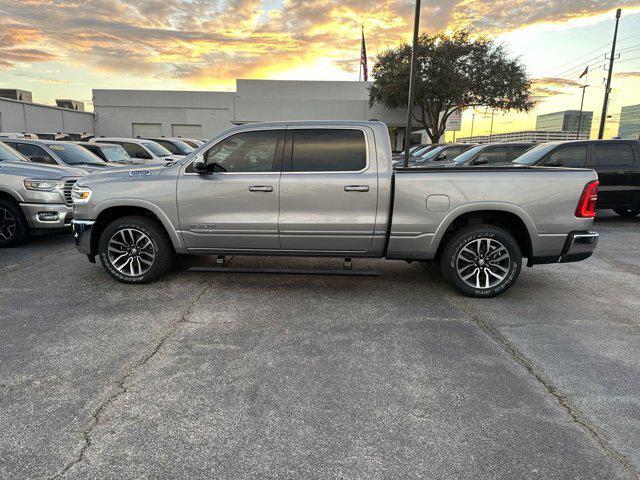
left=359, top=25, right=362, bottom=81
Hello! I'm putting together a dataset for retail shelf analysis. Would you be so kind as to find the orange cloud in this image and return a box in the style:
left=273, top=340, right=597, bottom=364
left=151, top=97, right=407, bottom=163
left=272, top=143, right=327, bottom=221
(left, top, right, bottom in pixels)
left=0, top=0, right=639, bottom=91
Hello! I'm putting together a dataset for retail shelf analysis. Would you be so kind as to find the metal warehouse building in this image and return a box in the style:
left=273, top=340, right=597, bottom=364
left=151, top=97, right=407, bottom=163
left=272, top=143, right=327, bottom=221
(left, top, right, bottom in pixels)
left=0, top=96, right=94, bottom=136
left=93, top=80, right=458, bottom=149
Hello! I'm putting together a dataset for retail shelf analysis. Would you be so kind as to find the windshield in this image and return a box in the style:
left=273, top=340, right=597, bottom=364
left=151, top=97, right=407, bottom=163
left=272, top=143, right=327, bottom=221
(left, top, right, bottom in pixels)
left=171, top=140, right=195, bottom=155
left=47, top=143, right=106, bottom=165
left=101, top=145, right=132, bottom=163
left=453, top=145, right=486, bottom=164
left=512, top=143, right=557, bottom=165
left=143, top=141, right=173, bottom=157
left=412, top=145, right=435, bottom=157
left=0, top=142, right=26, bottom=162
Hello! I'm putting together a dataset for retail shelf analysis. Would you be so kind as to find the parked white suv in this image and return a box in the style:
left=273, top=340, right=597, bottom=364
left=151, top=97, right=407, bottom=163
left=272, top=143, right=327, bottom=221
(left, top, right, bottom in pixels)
left=90, top=137, right=181, bottom=162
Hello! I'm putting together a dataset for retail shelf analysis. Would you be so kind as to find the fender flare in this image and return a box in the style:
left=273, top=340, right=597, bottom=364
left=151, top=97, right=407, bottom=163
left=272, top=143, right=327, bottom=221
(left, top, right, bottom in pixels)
left=0, top=185, right=25, bottom=203
left=91, top=198, right=185, bottom=251
left=428, top=202, right=538, bottom=256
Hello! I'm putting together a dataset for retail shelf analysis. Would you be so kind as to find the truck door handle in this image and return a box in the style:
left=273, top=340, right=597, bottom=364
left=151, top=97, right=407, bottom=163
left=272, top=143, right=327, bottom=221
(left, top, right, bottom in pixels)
left=249, top=185, right=273, bottom=192
left=344, top=185, right=369, bottom=192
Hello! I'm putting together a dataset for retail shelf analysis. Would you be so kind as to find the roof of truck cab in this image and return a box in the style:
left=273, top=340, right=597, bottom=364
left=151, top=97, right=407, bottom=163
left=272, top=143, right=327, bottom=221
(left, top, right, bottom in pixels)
left=232, top=120, right=387, bottom=128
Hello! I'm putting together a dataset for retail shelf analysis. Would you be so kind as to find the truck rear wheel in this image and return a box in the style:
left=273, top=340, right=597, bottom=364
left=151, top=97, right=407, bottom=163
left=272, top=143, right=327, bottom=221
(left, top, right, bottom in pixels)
left=0, top=199, right=29, bottom=248
left=613, top=208, right=640, bottom=218
left=441, top=225, right=522, bottom=298
left=98, top=216, right=172, bottom=283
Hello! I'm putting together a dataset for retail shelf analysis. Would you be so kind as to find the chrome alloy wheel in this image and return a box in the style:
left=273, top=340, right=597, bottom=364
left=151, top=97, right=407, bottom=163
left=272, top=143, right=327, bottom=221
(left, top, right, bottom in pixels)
left=0, top=207, right=17, bottom=241
left=107, top=228, right=155, bottom=277
left=456, top=237, right=511, bottom=289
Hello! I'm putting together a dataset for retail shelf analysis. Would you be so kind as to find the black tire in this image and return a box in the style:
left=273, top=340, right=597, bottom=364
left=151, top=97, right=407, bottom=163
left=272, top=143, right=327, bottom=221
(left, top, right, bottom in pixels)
left=0, top=198, right=29, bottom=248
left=440, top=224, right=522, bottom=298
left=613, top=208, right=640, bottom=218
left=98, top=215, right=172, bottom=284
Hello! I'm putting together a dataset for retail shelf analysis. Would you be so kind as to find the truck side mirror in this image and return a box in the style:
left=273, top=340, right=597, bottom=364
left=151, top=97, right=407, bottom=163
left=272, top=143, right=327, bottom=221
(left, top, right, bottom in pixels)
left=192, top=154, right=208, bottom=174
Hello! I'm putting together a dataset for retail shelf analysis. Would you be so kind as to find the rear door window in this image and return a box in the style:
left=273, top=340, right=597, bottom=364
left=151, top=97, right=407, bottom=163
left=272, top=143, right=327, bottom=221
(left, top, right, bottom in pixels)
left=594, top=144, right=634, bottom=167
left=290, top=129, right=366, bottom=172
left=476, top=146, right=507, bottom=164
left=443, top=147, right=462, bottom=159
left=544, top=145, right=587, bottom=167
left=512, top=145, right=531, bottom=158
left=106, top=142, right=152, bottom=160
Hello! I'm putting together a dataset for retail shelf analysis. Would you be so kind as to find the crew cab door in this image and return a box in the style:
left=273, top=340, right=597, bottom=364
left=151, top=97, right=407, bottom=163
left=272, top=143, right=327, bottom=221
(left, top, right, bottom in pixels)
left=278, top=126, right=378, bottom=252
left=176, top=129, right=284, bottom=251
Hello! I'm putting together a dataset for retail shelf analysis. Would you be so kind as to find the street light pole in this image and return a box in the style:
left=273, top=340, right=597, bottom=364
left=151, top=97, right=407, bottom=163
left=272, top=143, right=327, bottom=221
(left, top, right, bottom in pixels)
left=598, top=8, right=621, bottom=139
left=470, top=113, right=475, bottom=140
left=488, top=110, right=495, bottom=142
left=577, top=84, right=589, bottom=140
left=403, top=0, right=421, bottom=168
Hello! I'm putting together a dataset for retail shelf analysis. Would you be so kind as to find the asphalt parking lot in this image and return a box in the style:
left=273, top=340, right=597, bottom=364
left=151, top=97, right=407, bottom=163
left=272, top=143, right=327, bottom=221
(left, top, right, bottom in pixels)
left=1, top=211, right=639, bottom=479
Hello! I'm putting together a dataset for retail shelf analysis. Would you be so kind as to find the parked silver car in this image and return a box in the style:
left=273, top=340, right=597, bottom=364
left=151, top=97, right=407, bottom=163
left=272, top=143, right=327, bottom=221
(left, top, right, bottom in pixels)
left=0, top=139, right=121, bottom=172
left=89, top=137, right=181, bottom=162
left=0, top=142, right=84, bottom=246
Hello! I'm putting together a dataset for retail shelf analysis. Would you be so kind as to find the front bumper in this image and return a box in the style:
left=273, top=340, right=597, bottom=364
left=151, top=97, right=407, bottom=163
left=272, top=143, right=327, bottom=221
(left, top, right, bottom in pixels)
left=529, top=231, right=599, bottom=266
left=20, top=203, right=73, bottom=229
left=72, top=219, right=95, bottom=255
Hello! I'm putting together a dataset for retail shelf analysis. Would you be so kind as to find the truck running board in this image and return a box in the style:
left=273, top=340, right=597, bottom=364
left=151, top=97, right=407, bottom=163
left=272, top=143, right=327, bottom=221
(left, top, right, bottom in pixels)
left=187, top=257, right=380, bottom=277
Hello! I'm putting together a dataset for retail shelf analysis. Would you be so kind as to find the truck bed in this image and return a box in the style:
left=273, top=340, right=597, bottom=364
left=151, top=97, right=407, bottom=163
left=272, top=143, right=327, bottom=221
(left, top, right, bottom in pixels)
left=386, top=166, right=597, bottom=261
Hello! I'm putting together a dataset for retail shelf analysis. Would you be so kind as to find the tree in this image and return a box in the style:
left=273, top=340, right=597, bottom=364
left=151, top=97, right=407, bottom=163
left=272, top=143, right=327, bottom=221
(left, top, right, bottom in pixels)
left=369, top=30, right=535, bottom=143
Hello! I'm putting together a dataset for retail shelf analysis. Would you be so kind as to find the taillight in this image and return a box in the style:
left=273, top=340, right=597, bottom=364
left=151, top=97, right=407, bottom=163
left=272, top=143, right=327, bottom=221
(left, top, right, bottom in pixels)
left=576, top=180, right=598, bottom=218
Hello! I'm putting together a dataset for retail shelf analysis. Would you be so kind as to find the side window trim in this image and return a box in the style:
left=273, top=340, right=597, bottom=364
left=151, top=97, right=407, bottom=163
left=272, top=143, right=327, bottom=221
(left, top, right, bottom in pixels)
left=282, top=127, right=370, bottom=174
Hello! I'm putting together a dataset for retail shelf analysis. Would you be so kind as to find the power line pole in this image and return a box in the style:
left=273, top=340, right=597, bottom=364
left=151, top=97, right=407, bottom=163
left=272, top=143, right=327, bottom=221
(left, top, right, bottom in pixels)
left=403, top=0, right=421, bottom=168
left=598, top=8, right=621, bottom=139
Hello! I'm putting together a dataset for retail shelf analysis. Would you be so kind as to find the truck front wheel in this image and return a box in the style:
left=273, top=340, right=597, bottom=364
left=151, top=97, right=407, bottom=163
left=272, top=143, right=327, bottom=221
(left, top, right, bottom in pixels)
left=441, top=225, right=522, bottom=298
left=98, top=216, right=172, bottom=284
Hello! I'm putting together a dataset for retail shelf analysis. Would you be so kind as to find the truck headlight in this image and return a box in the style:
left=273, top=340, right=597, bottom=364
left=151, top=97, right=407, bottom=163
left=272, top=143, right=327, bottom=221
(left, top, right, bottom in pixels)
left=72, top=185, right=92, bottom=204
left=23, top=179, right=62, bottom=192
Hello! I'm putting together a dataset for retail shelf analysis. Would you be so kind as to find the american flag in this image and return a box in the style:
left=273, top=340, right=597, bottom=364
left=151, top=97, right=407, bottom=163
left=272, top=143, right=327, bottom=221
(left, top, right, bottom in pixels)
left=360, top=26, right=368, bottom=81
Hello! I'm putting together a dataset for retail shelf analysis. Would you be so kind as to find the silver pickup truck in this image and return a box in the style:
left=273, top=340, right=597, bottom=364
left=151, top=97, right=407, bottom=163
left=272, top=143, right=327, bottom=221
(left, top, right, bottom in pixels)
left=71, top=121, right=599, bottom=297
left=0, top=142, right=83, bottom=247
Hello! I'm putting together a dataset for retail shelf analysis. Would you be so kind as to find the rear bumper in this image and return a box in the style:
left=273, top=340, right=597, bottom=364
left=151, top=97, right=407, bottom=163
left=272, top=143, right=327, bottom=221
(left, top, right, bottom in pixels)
left=20, top=203, right=73, bottom=229
left=72, top=219, right=95, bottom=254
left=529, top=231, right=599, bottom=266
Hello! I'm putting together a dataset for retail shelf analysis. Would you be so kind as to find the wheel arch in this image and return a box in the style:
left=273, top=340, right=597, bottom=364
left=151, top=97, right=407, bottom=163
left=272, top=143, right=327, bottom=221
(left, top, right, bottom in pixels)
left=0, top=186, right=24, bottom=204
left=90, top=200, right=184, bottom=255
left=430, top=203, right=536, bottom=261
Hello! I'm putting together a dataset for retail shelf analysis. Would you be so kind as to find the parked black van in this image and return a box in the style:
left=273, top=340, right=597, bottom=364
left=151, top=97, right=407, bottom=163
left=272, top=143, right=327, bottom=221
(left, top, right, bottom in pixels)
left=513, top=140, right=640, bottom=217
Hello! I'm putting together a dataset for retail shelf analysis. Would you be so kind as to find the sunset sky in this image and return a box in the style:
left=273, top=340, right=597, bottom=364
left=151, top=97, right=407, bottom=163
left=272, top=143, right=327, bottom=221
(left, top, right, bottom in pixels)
left=1, top=1, right=640, bottom=139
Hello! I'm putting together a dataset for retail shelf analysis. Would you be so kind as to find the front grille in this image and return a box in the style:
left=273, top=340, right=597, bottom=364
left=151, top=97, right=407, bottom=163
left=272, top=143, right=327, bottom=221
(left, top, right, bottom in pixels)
left=63, top=179, right=77, bottom=206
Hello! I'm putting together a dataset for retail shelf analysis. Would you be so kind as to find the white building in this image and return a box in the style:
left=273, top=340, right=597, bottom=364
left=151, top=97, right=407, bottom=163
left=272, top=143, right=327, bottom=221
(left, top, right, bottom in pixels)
left=457, top=130, right=589, bottom=144
left=0, top=96, right=94, bottom=136
left=93, top=80, right=458, bottom=150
